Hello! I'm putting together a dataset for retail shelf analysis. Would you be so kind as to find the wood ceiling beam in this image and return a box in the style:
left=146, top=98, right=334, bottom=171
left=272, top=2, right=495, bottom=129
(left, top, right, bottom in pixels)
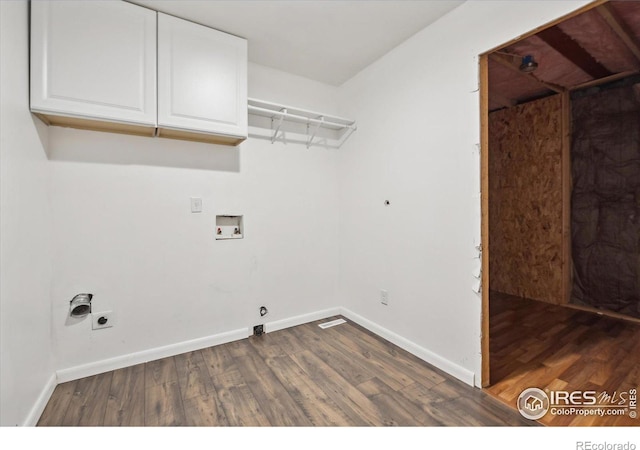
left=489, top=53, right=565, bottom=94
left=537, top=26, right=612, bottom=79
left=570, top=70, right=639, bottom=91
left=596, top=3, right=640, bottom=65
left=483, top=0, right=608, bottom=56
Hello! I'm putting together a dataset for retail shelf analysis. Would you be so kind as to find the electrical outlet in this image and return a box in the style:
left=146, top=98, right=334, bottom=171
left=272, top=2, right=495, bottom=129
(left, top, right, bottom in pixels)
left=92, top=311, right=115, bottom=330
left=380, top=289, right=389, bottom=306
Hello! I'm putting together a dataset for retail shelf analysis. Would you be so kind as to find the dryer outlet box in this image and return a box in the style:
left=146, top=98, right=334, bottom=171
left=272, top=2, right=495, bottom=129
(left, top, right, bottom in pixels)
left=92, top=311, right=115, bottom=330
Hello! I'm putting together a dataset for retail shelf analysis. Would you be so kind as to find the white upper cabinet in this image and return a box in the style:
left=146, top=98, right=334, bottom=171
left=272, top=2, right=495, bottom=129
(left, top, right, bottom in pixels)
left=30, top=1, right=157, bottom=131
left=157, top=13, right=248, bottom=142
left=30, top=2, right=248, bottom=145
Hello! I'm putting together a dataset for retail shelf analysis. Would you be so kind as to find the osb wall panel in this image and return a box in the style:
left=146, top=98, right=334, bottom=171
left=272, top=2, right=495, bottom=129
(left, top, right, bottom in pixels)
left=489, top=95, right=564, bottom=304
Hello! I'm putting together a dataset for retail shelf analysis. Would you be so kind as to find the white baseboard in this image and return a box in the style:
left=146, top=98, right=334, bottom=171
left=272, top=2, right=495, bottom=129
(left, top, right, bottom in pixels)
left=265, top=307, right=342, bottom=334
left=23, top=373, right=57, bottom=427
left=53, top=306, right=474, bottom=401
left=340, top=308, right=476, bottom=386
left=56, top=327, right=249, bottom=383
left=57, top=308, right=344, bottom=384
left=24, top=306, right=479, bottom=427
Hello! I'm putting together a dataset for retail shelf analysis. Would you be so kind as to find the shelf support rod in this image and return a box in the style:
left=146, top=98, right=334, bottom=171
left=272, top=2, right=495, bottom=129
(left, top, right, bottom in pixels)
left=271, top=108, right=286, bottom=144
left=248, top=105, right=353, bottom=130
left=307, top=116, right=324, bottom=149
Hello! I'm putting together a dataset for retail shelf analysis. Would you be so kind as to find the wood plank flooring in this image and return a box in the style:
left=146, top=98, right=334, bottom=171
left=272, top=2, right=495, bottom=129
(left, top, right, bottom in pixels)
left=38, top=316, right=531, bottom=426
left=487, top=292, right=640, bottom=426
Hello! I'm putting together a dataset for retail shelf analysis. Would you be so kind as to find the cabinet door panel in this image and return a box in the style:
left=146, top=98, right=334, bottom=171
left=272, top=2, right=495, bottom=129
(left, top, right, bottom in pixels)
left=31, top=1, right=156, bottom=125
left=158, top=13, right=247, bottom=138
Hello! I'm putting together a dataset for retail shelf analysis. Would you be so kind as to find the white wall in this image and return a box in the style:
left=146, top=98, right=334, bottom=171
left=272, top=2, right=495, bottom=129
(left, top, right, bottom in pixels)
left=0, top=1, right=55, bottom=426
left=337, top=0, right=590, bottom=385
left=48, top=63, right=341, bottom=373
left=1, top=0, right=594, bottom=425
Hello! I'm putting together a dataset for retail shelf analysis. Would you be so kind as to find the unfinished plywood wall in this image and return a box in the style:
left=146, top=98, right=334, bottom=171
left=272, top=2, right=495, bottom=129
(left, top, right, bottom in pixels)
left=489, top=95, right=565, bottom=304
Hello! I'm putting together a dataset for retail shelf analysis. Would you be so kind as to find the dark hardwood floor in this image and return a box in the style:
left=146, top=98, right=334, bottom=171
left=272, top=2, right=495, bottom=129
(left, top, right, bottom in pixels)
left=487, top=292, right=640, bottom=426
left=38, top=316, right=532, bottom=426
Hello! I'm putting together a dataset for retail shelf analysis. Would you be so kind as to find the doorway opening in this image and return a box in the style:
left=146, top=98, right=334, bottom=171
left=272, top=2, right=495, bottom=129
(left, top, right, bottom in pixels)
left=479, top=0, right=640, bottom=426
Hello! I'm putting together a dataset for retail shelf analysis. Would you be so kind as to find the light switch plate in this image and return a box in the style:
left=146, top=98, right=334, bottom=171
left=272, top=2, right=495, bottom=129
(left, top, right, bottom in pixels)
left=191, top=197, right=202, bottom=213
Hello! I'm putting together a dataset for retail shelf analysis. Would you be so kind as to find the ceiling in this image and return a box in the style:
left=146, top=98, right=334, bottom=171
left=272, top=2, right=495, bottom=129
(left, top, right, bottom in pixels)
left=488, top=1, right=640, bottom=111
left=130, top=0, right=465, bottom=86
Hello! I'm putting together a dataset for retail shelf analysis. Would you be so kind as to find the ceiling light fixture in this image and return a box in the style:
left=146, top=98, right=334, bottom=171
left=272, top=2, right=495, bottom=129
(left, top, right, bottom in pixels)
left=520, top=55, right=538, bottom=73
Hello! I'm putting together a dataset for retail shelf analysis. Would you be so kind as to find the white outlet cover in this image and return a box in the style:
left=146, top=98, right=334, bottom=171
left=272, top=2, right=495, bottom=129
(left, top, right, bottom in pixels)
left=92, top=311, right=115, bottom=330
left=380, top=289, right=389, bottom=305
left=190, top=197, right=203, bottom=213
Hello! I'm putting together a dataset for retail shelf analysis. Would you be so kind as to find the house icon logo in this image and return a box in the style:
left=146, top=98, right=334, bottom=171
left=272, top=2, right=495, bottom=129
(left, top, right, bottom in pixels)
left=517, top=388, right=550, bottom=420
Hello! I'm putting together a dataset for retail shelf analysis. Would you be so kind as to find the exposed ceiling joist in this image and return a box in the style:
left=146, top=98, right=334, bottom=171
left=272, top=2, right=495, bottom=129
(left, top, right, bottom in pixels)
left=570, top=70, right=639, bottom=91
left=537, top=26, right=612, bottom=79
left=488, top=1, right=640, bottom=111
left=489, top=53, right=565, bottom=93
left=596, top=3, right=640, bottom=65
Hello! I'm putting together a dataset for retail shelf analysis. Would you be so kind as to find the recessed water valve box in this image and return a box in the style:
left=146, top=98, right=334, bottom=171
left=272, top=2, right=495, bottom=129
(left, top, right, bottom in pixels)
left=216, top=215, right=243, bottom=240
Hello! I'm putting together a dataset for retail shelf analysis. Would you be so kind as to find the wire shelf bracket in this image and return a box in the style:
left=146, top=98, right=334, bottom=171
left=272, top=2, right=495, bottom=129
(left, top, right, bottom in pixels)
left=271, top=108, right=286, bottom=144
left=306, top=116, right=324, bottom=149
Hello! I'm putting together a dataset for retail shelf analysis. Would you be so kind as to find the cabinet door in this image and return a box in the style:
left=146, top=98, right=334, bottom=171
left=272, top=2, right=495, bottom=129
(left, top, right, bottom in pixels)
left=157, top=13, right=247, bottom=139
left=30, top=1, right=157, bottom=126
